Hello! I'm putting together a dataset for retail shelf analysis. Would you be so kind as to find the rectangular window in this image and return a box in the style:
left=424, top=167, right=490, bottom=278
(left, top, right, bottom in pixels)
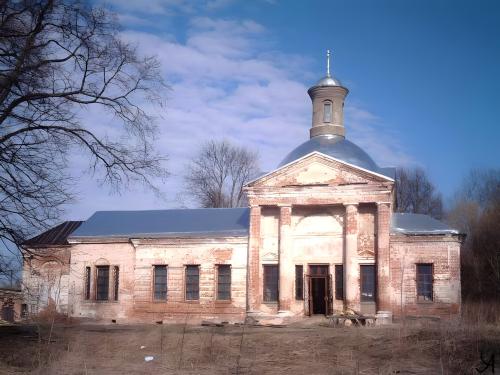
left=335, top=265, right=344, bottom=300
left=416, top=264, right=433, bottom=302
left=360, top=265, right=375, bottom=302
left=113, top=266, right=119, bottom=301
left=85, top=266, right=91, bottom=300
left=154, top=265, right=168, bottom=300
left=263, top=265, right=278, bottom=302
left=96, top=265, right=110, bottom=301
left=185, top=265, right=199, bottom=301
left=323, top=102, right=332, bottom=122
left=217, top=265, right=231, bottom=300
left=295, top=265, right=303, bottom=300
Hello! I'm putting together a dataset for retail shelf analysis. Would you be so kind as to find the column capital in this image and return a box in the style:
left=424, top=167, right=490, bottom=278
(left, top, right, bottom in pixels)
left=376, top=201, right=391, bottom=207
left=277, top=203, right=292, bottom=208
left=342, top=202, right=359, bottom=210
left=343, top=202, right=359, bottom=208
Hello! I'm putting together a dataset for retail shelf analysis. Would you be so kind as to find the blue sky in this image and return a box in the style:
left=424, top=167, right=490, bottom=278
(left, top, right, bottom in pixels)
left=63, top=0, right=500, bottom=220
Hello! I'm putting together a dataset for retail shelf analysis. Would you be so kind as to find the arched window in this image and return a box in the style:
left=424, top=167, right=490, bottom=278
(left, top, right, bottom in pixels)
left=323, top=101, right=332, bottom=123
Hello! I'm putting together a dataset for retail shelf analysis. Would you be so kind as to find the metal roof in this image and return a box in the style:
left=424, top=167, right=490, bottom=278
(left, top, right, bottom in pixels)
left=23, top=221, right=83, bottom=246
left=311, top=75, right=344, bottom=88
left=391, top=213, right=459, bottom=235
left=70, top=208, right=250, bottom=239
left=278, top=134, right=393, bottom=178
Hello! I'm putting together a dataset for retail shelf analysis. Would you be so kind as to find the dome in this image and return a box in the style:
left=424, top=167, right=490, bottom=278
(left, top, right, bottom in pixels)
left=311, top=75, right=343, bottom=88
left=279, top=134, right=384, bottom=175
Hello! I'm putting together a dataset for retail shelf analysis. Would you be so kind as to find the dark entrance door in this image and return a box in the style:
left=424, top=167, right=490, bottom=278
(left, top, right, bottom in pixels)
left=311, top=277, right=327, bottom=314
left=1, top=306, right=14, bottom=322
left=308, top=265, right=331, bottom=316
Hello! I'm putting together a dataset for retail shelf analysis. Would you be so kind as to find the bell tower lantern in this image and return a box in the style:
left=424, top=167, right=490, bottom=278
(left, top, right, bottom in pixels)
left=307, top=50, right=349, bottom=139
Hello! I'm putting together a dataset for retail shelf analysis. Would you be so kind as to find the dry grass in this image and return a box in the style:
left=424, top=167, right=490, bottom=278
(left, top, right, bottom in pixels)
left=0, top=316, right=499, bottom=374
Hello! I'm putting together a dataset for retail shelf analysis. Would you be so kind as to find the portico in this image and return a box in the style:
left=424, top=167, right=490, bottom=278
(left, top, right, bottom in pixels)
left=244, top=194, right=393, bottom=318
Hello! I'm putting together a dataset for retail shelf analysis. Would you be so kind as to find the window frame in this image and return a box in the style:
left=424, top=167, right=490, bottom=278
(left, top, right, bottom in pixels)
left=295, top=265, right=304, bottom=300
left=323, top=100, right=333, bottom=123
left=416, top=263, right=434, bottom=302
left=216, top=264, right=231, bottom=301
left=263, top=264, right=279, bottom=303
left=334, top=264, right=344, bottom=300
left=95, top=265, right=110, bottom=301
left=185, top=265, right=200, bottom=301
left=153, top=265, right=168, bottom=301
left=113, top=266, right=119, bottom=301
left=84, top=266, right=91, bottom=300
left=360, top=264, right=376, bottom=302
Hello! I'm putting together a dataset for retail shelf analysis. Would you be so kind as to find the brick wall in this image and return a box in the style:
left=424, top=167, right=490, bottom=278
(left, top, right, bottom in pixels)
left=68, top=236, right=248, bottom=323
left=389, top=235, right=461, bottom=318
left=132, top=237, right=247, bottom=322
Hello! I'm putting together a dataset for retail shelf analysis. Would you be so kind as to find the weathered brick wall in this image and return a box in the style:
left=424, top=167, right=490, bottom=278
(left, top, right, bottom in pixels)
left=389, top=235, right=461, bottom=318
left=132, top=237, right=247, bottom=322
left=22, top=247, right=71, bottom=315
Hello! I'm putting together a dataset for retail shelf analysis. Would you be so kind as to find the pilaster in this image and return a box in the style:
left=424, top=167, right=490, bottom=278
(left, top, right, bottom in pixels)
left=247, top=205, right=261, bottom=312
left=278, top=205, right=292, bottom=313
left=376, top=202, right=391, bottom=313
left=344, top=203, right=359, bottom=311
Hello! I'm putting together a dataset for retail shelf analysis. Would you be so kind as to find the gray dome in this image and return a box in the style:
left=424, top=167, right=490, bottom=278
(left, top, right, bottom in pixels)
left=312, top=75, right=343, bottom=88
left=279, top=135, right=382, bottom=174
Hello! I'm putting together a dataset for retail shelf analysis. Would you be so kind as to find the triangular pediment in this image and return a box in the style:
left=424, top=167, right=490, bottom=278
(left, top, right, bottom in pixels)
left=247, top=152, right=393, bottom=188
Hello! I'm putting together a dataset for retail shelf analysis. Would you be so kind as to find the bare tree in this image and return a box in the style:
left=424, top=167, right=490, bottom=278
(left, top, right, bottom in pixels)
left=185, top=140, right=259, bottom=208
left=447, top=168, right=500, bottom=310
left=394, top=167, right=443, bottom=219
left=0, top=0, right=167, bottom=255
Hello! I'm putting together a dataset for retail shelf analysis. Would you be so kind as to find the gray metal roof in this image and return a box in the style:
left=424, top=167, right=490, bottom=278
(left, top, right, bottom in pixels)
left=391, top=213, right=459, bottom=235
left=70, top=208, right=250, bottom=239
left=311, top=75, right=344, bottom=88
left=278, top=134, right=393, bottom=178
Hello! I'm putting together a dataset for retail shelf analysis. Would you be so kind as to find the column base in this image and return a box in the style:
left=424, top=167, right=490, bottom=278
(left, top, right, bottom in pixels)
left=376, top=310, right=393, bottom=325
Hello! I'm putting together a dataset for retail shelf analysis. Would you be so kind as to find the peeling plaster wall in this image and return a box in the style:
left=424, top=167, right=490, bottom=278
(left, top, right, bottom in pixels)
left=290, top=205, right=345, bottom=313
left=68, top=242, right=136, bottom=321
left=22, top=247, right=71, bottom=315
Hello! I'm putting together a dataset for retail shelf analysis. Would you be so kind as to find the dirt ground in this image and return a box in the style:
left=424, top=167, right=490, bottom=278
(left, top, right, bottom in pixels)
left=0, top=317, right=499, bottom=374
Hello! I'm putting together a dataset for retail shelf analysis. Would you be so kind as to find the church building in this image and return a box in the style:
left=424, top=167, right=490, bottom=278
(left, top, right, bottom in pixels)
left=21, top=55, right=462, bottom=323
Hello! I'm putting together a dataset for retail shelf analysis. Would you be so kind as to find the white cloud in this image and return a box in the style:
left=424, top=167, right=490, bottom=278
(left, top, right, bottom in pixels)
left=65, top=14, right=414, bottom=220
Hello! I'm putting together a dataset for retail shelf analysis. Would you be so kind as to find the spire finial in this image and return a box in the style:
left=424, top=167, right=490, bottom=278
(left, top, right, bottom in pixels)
left=326, top=49, right=331, bottom=77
